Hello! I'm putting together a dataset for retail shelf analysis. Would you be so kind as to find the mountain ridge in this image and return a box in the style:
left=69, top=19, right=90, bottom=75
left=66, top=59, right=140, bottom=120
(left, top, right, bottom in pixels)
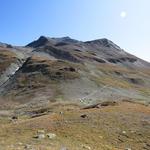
left=0, top=36, right=150, bottom=110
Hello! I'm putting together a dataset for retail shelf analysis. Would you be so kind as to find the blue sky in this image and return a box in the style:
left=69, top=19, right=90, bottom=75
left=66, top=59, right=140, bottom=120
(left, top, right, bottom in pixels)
left=0, top=0, right=150, bottom=61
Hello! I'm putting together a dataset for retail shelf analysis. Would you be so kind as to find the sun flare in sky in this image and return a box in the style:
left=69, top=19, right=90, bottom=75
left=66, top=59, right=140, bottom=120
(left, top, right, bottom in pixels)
left=120, top=11, right=127, bottom=18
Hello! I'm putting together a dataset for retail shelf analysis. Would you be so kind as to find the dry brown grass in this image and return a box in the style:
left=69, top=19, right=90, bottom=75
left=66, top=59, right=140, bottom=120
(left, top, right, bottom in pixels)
left=0, top=49, right=17, bottom=72
left=0, top=101, right=149, bottom=150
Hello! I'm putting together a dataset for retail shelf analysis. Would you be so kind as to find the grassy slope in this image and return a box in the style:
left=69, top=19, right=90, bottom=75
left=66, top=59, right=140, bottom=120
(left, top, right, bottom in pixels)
left=87, top=62, right=150, bottom=96
left=0, top=101, right=149, bottom=150
left=1, top=58, right=150, bottom=109
left=0, top=48, right=17, bottom=73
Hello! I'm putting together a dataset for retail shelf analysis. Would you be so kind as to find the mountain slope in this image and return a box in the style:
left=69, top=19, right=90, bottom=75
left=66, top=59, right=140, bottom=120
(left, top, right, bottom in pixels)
left=0, top=36, right=150, bottom=109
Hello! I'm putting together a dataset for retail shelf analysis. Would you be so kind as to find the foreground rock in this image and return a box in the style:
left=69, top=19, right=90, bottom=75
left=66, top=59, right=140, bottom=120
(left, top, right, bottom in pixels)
left=47, top=133, right=56, bottom=139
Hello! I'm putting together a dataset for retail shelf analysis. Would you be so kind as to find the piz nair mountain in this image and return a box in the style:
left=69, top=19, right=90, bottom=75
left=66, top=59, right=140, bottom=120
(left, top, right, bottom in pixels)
left=0, top=36, right=150, bottom=110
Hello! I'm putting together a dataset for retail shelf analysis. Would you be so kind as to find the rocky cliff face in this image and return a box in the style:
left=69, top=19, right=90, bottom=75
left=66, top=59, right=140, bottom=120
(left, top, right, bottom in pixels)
left=0, top=36, right=150, bottom=109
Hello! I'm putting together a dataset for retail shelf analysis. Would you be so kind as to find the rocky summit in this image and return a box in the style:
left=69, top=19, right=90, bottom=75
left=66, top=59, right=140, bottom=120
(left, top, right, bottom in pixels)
left=0, top=36, right=150, bottom=150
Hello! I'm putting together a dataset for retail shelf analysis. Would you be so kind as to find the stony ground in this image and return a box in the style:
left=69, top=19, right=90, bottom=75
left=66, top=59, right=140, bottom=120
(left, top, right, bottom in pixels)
left=0, top=101, right=150, bottom=150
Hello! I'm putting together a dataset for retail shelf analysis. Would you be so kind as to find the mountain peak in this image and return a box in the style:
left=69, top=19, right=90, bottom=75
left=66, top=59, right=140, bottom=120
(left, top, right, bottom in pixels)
left=26, top=36, right=54, bottom=48
left=85, top=38, right=121, bottom=50
left=0, top=42, right=13, bottom=48
left=26, top=36, right=80, bottom=48
left=38, top=36, right=50, bottom=41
